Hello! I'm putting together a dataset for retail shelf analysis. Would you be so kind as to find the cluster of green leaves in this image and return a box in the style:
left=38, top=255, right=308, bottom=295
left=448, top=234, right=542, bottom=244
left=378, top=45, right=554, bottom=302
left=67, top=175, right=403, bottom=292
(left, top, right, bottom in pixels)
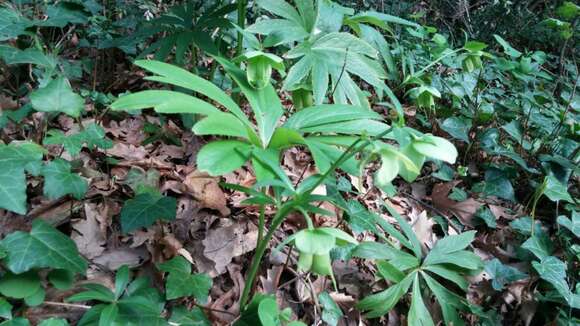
left=350, top=205, right=481, bottom=324
left=244, top=0, right=419, bottom=108
left=67, top=259, right=212, bottom=326
left=0, top=220, right=87, bottom=325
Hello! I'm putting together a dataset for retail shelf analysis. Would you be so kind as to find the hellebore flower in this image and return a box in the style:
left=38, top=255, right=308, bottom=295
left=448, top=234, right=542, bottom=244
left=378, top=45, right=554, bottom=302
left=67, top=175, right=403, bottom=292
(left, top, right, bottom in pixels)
left=293, top=227, right=358, bottom=283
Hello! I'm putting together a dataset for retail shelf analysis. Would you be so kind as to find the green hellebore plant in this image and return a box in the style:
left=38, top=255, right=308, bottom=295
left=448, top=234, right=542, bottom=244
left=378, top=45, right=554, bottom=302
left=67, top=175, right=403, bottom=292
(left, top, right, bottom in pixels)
left=110, top=58, right=457, bottom=190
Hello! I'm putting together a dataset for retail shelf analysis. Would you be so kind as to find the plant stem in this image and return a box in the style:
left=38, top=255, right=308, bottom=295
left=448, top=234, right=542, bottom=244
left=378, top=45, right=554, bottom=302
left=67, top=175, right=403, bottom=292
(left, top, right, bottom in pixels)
left=239, top=202, right=295, bottom=308
left=236, top=0, right=246, bottom=57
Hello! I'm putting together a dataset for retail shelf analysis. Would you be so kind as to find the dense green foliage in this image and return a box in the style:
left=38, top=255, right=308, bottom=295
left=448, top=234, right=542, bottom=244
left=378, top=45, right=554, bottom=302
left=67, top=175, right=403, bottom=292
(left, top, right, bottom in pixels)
left=0, top=0, right=578, bottom=325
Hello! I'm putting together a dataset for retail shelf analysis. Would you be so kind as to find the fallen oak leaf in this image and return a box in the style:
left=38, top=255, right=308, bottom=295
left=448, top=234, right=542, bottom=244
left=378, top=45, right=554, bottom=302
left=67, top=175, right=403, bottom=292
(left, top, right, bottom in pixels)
left=431, top=181, right=482, bottom=226
left=202, top=219, right=258, bottom=275
left=184, top=170, right=230, bottom=216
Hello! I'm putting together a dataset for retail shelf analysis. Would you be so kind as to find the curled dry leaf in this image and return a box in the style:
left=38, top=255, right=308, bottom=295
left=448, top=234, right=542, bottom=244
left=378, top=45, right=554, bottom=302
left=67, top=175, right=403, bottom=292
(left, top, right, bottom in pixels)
left=108, top=142, right=149, bottom=160
left=431, top=181, right=482, bottom=226
left=71, top=203, right=106, bottom=259
left=184, top=170, right=230, bottom=216
left=410, top=208, right=435, bottom=250
left=93, top=246, right=149, bottom=270
left=202, top=219, right=258, bottom=275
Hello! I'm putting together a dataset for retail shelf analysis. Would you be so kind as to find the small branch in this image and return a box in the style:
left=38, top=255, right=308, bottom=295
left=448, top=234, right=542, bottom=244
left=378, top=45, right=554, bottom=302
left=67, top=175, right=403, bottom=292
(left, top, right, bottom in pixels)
left=43, top=301, right=91, bottom=310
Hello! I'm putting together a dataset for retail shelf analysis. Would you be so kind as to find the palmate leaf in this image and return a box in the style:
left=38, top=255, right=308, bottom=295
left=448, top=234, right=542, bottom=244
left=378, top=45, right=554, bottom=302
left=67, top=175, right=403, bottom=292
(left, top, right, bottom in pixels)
left=216, top=57, right=284, bottom=146
left=120, top=192, right=177, bottom=233
left=422, top=272, right=467, bottom=326
left=41, top=159, right=88, bottom=200
left=0, top=219, right=87, bottom=274
left=30, top=77, right=85, bottom=118
left=283, top=32, right=385, bottom=106
left=157, top=256, right=212, bottom=303
left=169, top=306, right=211, bottom=326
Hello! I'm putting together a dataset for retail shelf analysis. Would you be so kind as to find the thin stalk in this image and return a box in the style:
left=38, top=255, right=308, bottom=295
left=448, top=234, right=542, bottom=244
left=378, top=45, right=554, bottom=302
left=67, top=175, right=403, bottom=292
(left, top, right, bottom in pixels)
left=236, top=0, right=246, bottom=57
left=403, top=48, right=464, bottom=84
left=239, top=202, right=295, bottom=308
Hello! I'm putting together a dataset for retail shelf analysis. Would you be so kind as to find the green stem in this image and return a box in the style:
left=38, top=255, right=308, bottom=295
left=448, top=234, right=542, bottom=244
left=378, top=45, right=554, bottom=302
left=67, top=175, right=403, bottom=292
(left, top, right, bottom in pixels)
left=403, top=48, right=464, bottom=86
left=239, top=202, right=295, bottom=308
left=236, top=0, right=246, bottom=57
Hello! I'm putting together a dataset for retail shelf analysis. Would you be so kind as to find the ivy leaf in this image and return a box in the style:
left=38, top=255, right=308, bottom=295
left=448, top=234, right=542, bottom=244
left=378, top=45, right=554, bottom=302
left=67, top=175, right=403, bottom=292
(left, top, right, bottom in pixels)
left=0, top=7, right=32, bottom=41
left=44, top=123, right=112, bottom=156
left=0, top=142, right=44, bottom=214
left=484, top=258, right=527, bottom=290
left=41, top=159, right=88, bottom=200
left=0, top=219, right=88, bottom=274
left=120, top=192, right=176, bottom=233
left=557, top=211, right=579, bottom=238
left=483, top=168, right=515, bottom=201
left=319, top=292, right=343, bottom=326
left=441, top=117, right=471, bottom=143
left=157, top=256, right=212, bottom=303
left=522, top=235, right=553, bottom=260
left=543, top=175, right=574, bottom=203
left=30, top=77, right=84, bottom=118
left=532, top=256, right=579, bottom=308
left=169, top=306, right=210, bottom=326
left=0, top=298, right=12, bottom=320
left=0, top=271, right=41, bottom=299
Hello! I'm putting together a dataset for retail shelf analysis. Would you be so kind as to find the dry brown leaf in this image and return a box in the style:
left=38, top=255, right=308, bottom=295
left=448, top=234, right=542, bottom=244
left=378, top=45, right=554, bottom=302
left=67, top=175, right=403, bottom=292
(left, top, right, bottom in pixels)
left=71, top=203, right=106, bottom=259
left=108, top=142, right=149, bottom=160
left=431, top=181, right=482, bottom=226
left=184, top=170, right=230, bottom=216
left=410, top=209, right=435, bottom=250
left=202, top=219, right=258, bottom=275
left=93, top=247, right=149, bottom=270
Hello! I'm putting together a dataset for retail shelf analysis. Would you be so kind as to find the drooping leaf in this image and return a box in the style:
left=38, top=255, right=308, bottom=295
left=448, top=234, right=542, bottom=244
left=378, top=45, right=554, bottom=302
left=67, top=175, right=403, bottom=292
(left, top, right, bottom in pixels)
left=0, top=219, right=87, bottom=274
left=120, top=192, right=177, bottom=233
left=30, top=77, right=84, bottom=118
left=493, top=34, right=522, bottom=57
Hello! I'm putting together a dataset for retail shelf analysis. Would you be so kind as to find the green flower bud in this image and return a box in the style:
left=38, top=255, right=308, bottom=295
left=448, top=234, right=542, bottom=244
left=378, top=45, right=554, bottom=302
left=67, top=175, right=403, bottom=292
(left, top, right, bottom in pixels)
left=311, top=253, right=333, bottom=276
left=247, top=56, right=272, bottom=90
left=297, top=252, right=313, bottom=272
left=235, top=51, right=284, bottom=90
